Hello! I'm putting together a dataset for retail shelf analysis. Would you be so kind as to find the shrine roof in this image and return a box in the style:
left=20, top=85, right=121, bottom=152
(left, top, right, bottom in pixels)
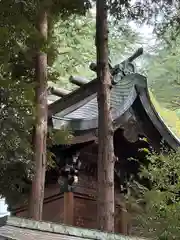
left=0, top=216, right=146, bottom=240
left=48, top=71, right=179, bottom=150
left=48, top=47, right=180, bottom=150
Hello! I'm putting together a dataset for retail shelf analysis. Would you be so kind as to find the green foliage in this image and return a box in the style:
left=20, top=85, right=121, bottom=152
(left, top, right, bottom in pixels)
left=144, top=44, right=180, bottom=110
left=0, top=54, right=34, bottom=204
left=47, top=127, right=73, bottom=169
left=51, top=12, right=96, bottom=88
left=0, top=0, right=92, bottom=204
left=139, top=29, right=180, bottom=140
left=150, top=93, right=180, bottom=137
left=135, top=150, right=180, bottom=239
left=50, top=12, right=140, bottom=90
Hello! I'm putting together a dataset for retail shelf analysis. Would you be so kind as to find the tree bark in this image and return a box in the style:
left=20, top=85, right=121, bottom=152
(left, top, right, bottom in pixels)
left=28, top=9, right=48, bottom=220
left=96, top=0, right=115, bottom=233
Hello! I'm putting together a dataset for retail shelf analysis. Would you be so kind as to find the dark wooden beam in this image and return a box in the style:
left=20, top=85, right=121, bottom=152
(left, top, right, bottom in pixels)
left=48, top=79, right=98, bottom=116
left=89, top=62, right=113, bottom=73
left=89, top=62, right=97, bottom=72
left=48, top=86, right=71, bottom=97
left=127, top=47, right=143, bottom=62
left=69, top=76, right=89, bottom=86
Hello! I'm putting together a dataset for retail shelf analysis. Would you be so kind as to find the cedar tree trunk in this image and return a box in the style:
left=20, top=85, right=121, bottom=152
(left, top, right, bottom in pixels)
left=28, top=9, right=48, bottom=220
left=96, top=0, right=115, bottom=233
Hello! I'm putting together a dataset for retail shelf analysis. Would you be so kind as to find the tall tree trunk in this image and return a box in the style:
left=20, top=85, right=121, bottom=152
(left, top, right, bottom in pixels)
left=28, top=9, right=48, bottom=220
left=96, top=0, right=115, bottom=233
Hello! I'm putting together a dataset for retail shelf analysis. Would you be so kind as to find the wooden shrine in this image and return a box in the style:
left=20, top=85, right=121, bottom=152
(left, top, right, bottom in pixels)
left=11, top=48, right=180, bottom=236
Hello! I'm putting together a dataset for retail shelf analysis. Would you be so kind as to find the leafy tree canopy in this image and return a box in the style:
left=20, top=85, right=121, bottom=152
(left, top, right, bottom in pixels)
left=50, top=12, right=140, bottom=90
left=143, top=42, right=180, bottom=111
left=0, top=0, right=91, bottom=204
left=136, top=150, right=180, bottom=239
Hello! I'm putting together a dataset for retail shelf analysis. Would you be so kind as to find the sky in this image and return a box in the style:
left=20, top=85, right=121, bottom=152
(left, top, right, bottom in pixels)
left=130, top=22, right=154, bottom=43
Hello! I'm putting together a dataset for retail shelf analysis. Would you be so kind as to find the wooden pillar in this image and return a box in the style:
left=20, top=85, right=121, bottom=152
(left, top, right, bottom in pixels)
left=116, top=199, right=128, bottom=235
left=64, top=191, right=74, bottom=225
left=119, top=206, right=128, bottom=235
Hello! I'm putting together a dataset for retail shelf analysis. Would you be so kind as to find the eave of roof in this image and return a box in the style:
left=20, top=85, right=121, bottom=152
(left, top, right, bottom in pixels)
left=50, top=73, right=143, bottom=130
left=48, top=79, right=97, bottom=116
left=49, top=73, right=180, bottom=150
left=135, top=84, right=180, bottom=150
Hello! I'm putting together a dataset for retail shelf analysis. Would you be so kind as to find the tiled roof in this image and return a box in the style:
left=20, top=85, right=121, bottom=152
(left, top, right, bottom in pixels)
left=52, top=73, right=146, bottom=131
left=50, top=72, right=180, bottom=150
left=55, top=74, right=141, bottom=121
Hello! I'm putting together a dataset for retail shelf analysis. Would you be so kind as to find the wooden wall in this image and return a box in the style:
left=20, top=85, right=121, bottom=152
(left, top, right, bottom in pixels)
left=14, top=140, right=130, bottom=233
left=15, top=173, right=125, bottom=233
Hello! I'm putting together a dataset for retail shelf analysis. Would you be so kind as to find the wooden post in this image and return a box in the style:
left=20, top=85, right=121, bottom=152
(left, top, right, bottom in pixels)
left=119, top=206, right=128, bottom=235
left=64, top=191, right=74, bottom=225
left=116, top=199, right=128, bottom=235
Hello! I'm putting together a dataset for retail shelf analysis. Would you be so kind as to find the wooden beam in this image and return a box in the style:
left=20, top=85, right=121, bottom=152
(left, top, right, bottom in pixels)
left=127, top=47, right=143, bottom=62
left=116, top=199, right=128, bottom=235
left=69, top=76, right=89, bottom=86
left=48, top=86, right=70, bottom=97
left=89, top=62, right=97, bottom=72
left=64, top=192, right=74, bottom=226
left=48, top=79, right=97, bottom=116
left=119, top=206, right=128, bottom=235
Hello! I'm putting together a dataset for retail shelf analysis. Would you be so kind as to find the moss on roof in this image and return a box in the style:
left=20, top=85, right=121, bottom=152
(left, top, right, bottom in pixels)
left=150, top=92, right=180, bottom=138
left=0, top=216, right=147, bottom=240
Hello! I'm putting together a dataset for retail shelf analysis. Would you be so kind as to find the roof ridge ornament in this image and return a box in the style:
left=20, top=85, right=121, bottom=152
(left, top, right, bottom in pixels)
left=112, top=47, right=143, bottom=85
left=88, top=48, right=143, bottom=85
